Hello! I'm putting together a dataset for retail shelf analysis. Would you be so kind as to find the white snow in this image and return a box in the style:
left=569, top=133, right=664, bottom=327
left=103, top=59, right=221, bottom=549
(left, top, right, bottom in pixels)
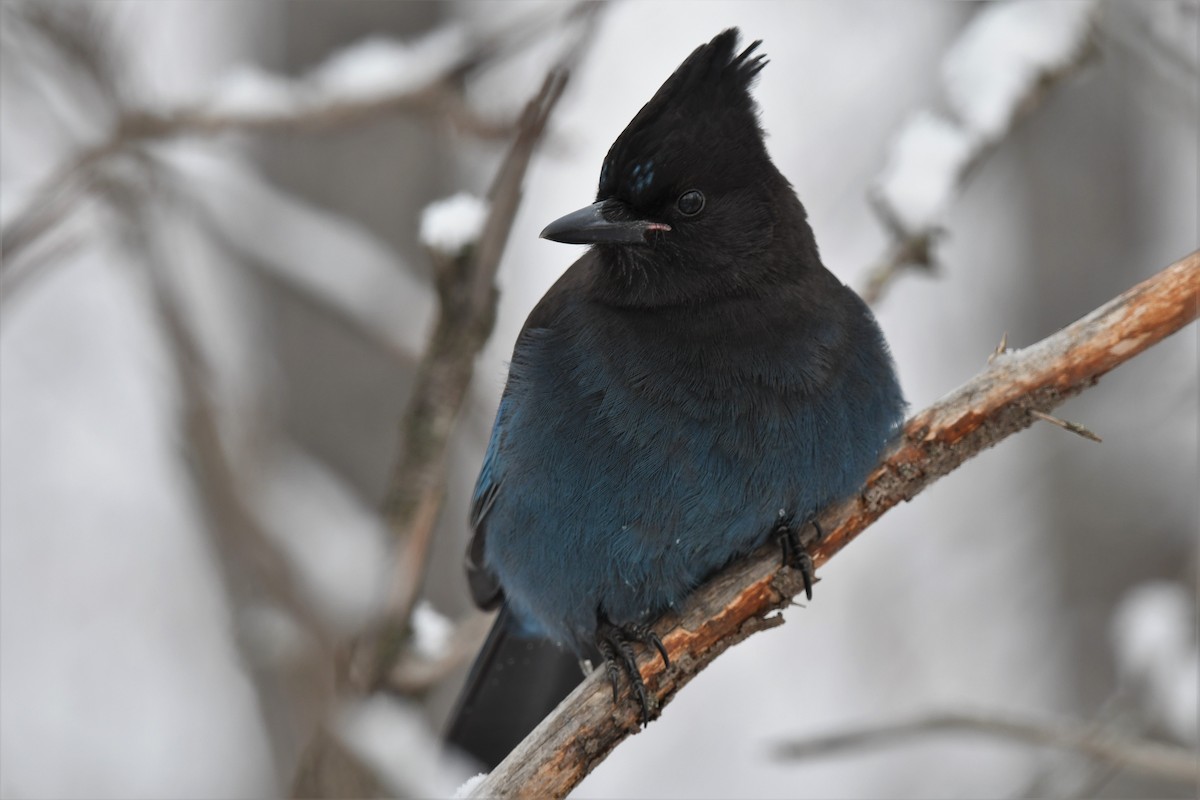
left=873, top=0, right=1097, bottom=235
left=874, top=111, right=974, bottom=233
left=309, top=28, right=468, bottom=103
left=420, top=192, right=490, bottom=255
left=454, top=772, right=489, bottom=799
left=204, top=65, right=304, bottom=117
left=411, top=600, right=454, bottom=660
left=943, top=0, right=1097, bottom=139
left=197, top=26, right=469, bottom=118
left=1111, top=581, right=1199, bottom=743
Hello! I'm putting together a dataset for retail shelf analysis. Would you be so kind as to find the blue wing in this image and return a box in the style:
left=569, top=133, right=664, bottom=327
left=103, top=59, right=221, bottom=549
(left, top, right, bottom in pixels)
left=465, top=393, right=512, bottom=609
left=471, top=393, right=511, bottom=529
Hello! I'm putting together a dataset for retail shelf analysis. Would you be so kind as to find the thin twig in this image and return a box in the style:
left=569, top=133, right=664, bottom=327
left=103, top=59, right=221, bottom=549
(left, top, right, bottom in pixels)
left=988, top=330, right=1009, bottom=363
left=1030, top=409, right=1103, bottom=443
left=1017, top=691, right=1142, bottom=799
left=471, top=250, right=1199, bottom=799
left=770, top=709, right=1197, bottom=786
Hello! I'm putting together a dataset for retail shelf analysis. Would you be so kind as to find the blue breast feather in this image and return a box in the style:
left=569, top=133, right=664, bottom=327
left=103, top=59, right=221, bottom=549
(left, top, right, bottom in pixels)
left=472, top=295, right=903, bottom=651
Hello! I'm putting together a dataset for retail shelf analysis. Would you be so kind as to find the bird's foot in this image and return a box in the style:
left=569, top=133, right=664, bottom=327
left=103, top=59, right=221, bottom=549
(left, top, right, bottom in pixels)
left=594, top=619, right=669, bottom=727
left=775, top=518, right=822, bottom=601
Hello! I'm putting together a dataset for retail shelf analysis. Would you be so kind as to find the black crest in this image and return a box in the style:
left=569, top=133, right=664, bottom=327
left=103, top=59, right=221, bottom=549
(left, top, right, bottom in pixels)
left=597, top=28, right=770, bottom=202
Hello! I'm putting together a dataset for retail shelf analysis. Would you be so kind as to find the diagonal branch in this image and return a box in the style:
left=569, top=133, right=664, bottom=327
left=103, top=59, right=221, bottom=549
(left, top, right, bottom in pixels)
left=354, top=66, right=576, bottom=693
left=470, top=249, right=1200, bottom=799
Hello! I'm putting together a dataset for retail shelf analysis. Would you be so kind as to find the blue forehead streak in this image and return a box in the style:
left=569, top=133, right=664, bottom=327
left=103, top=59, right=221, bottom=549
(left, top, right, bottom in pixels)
left=630, top=159, right=655, bottom=195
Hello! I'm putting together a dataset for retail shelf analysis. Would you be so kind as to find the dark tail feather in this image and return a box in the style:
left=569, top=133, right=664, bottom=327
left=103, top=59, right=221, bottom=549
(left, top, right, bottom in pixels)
left=444, top=605, right=585, bottom=769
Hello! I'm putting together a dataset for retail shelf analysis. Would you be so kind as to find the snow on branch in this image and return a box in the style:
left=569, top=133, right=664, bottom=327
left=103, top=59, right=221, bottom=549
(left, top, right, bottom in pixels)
left=864, top=0, right=1099, bottom=303
left=470, top=249, right=1199, bottom=799
left=420, top=192, right=491, bottom=257
left=157, top=26, right=506, bottom=138
left=0, top=1, right=596, bottom=273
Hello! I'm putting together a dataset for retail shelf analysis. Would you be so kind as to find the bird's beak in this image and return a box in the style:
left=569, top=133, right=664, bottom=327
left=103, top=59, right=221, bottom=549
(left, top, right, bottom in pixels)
left=539, top=201, right=670, bottom=245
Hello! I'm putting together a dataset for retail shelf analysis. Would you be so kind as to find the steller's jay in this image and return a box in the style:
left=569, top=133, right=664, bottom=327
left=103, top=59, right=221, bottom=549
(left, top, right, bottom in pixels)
left=445, top=28, right=905, bottom=768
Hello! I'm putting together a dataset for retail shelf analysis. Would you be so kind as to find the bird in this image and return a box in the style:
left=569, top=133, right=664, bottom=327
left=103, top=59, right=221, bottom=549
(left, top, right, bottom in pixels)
left=445, top=28, right=905, bottom=769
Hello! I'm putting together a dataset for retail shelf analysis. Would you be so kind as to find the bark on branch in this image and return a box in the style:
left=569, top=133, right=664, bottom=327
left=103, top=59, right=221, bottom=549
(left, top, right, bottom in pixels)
left=470, top=249, right=1200, bottom=799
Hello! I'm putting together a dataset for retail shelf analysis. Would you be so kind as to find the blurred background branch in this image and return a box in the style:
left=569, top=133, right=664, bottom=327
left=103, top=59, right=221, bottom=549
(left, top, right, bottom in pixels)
left=771, top=708, right=1197, bottom=786
left=861, top=0, right=1100, bottom=304
left=0, top=1, right=598, bottom=287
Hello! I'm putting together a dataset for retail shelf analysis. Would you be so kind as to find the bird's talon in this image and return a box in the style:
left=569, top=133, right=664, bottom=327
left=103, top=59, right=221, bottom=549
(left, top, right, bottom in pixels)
left=648, top=631, right=670, bottom=669
left=625, top=622, right=670, bottom=669
left=797, top=551, right=814, bottom=601
left=595, top=619, right=663, bottom=725
left=776, top=520, right=817, bottom=601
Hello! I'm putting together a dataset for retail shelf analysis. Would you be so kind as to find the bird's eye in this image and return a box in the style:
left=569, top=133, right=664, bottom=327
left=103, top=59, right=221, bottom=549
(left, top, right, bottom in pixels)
left=676, top=190, right=705, bottom=216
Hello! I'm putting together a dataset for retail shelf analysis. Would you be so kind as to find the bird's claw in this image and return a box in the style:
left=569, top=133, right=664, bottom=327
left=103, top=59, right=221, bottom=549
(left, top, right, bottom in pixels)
left=776, top=519, right=820, bottom=601
left=595, top=619, right=669, bottom=727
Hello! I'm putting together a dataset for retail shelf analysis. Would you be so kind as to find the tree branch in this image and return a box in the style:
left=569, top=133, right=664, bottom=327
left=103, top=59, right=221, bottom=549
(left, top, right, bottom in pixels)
left=0, top=1, right=598, bottom=271
left=771, top=709, right=1198, bottom=786
left=469, top=249, right=1199, bottom=799
left=350, top=65, right=574, bottom=694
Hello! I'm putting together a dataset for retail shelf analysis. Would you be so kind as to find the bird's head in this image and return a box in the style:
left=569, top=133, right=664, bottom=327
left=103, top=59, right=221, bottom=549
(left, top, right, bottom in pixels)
left=541, top=28, right=815, bottom=307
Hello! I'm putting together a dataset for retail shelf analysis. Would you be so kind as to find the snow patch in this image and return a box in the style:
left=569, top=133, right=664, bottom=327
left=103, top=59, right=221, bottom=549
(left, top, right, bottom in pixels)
left=943, top=0, right=1096, bottom=139
left=875, top=111, right=974, bottom=233
left=309, top=28, right=468, bottom=102
left=872, top=0, right=1097, bottom=237
left=411, top=600, right=453, bottom=660
left=197, top=26, right=469, bottom=118
left=1112, top=581, right=1198, bottom=743
left=420, top=192, right=490, bottom=255
left=454, top=772, right=489, bottom=799
left=205, top=65, right=304, bottom=117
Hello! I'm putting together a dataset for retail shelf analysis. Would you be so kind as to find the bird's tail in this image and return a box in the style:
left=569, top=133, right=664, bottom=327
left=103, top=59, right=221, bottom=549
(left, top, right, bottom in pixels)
left=444, top=604, right=586, bottom=769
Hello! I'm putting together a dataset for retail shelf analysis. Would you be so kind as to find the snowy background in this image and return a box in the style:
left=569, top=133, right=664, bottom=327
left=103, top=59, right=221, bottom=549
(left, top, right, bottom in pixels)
left=1, top=1, right=1197, bottom=798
